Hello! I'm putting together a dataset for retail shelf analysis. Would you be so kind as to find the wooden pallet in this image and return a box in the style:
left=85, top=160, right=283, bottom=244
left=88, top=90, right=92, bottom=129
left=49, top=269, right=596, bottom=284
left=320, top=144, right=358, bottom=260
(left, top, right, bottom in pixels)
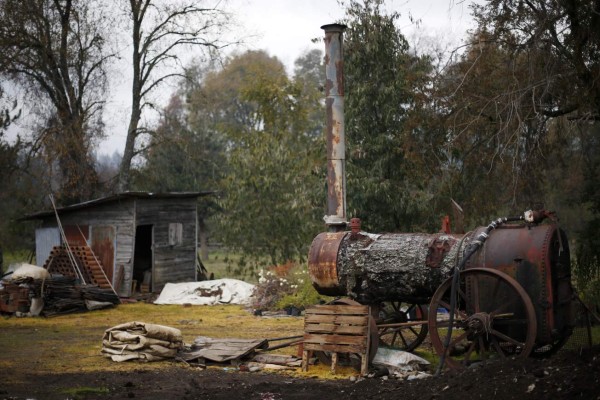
left=301, top=304, right=371, bottom=376
left=43, top=245, right=112, bottom=289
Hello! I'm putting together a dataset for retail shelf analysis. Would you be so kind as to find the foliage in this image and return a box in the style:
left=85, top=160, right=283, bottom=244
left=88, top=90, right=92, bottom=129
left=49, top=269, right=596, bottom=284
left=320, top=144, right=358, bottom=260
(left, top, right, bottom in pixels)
left=422, top=32, right=548, bottom=225
left=342, top=0, right=436, bottom=232
left=0, top=0, right=111, bottom=203
left=576, top=276, right=600, bottom=312
left=0, top=131, right=45, bottom=253
left=0, top=88, right=19, bottom=131
left=135, top=94, right=225, bottom=195
left=186, top=50, right=325, bottom=266
left=250, top=263, right=324, bottom=311
left=472, top=0, right=600, bottom=118
left=118, top=0, right=234, bottom=191
left=464, top=1, right=600, bottom=281
left=275, top=274, right=325, bottom=311
left=136, top=50, right=326, bottom=269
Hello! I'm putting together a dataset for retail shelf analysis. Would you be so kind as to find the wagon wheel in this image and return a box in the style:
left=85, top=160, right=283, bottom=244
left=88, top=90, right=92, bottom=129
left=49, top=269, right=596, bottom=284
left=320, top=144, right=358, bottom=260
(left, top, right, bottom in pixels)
left=429, top=268, right=537, bottom=369
left=314, top=298, right=379, bottom=367
left=377, top=302, right=428, bottom=352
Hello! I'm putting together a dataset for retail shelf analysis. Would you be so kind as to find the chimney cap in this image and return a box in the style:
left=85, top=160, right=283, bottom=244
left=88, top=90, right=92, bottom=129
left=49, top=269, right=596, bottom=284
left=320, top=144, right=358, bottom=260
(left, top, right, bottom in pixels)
left=321, top=23, right=347, bottom=32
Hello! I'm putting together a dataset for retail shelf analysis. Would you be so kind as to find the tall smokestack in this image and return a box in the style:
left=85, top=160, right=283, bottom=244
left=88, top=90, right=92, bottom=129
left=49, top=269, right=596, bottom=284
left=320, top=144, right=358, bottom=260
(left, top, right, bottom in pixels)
left=321, top=23, right=347, bottom=232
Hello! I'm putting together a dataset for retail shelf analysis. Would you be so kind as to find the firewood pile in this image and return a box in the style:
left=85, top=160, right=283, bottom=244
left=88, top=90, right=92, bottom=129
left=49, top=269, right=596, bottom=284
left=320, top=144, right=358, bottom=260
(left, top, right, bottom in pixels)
left=1, top=270, right=120, bottom=317
left=32, top=276, right=120, bottom=316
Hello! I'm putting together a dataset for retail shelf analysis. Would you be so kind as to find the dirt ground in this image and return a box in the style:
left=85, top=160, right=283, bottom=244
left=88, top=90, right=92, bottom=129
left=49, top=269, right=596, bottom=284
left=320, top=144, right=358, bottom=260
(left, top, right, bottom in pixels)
left=2, top=344, right=598, bottom=400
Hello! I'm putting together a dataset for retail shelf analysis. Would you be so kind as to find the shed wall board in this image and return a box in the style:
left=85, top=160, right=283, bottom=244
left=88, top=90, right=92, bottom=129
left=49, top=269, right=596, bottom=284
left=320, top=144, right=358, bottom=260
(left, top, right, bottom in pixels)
left=136, top=198, right=197, bottom=291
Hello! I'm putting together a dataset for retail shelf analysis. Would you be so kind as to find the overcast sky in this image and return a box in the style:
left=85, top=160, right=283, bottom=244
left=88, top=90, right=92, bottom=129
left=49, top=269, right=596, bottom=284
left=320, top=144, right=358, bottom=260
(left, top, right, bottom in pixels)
left=5, top=1, right=480, bottom=157
left=225, top=0, right=476, bottom=73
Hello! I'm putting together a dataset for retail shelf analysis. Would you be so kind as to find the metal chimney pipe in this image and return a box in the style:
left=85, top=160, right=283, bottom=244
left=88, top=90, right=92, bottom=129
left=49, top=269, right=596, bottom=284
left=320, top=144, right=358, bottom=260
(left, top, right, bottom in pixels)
left=321, top=23, right=347, bottom=232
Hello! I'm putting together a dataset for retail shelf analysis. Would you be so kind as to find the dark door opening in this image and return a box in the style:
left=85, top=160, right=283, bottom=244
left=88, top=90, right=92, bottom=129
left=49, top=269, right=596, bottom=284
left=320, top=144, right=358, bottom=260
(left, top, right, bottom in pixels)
left=133, top=225, right=153, bottom=293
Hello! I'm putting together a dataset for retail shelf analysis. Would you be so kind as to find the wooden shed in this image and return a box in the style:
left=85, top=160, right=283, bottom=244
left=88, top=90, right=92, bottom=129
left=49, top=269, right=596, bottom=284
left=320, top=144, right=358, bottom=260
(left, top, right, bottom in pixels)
left=23, top=192, right=211, bottom=297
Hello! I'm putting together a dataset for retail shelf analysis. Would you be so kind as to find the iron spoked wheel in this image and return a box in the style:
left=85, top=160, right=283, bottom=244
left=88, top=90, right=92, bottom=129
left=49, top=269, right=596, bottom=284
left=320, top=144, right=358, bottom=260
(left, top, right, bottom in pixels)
left=377, top=302, right=428, bottom=352
left=314, top=298, right=379, bottom=368
left=428, top=268, right=537, bottom=369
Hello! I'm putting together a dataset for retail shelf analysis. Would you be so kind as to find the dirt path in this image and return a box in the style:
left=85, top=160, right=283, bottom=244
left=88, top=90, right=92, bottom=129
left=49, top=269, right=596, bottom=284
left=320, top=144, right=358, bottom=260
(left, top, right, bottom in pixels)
left=2, top=345, right=598, bottom=400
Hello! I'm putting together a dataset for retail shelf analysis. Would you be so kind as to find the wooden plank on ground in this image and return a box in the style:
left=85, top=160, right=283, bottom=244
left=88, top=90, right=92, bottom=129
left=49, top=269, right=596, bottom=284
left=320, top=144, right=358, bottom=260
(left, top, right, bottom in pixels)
left=180, top=337, right=268, bottom=362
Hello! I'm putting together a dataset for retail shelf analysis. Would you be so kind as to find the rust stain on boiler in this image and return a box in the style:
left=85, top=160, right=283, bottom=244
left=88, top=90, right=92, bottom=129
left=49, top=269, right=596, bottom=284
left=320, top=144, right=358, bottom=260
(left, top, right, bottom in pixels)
left=308, top=232, right=346, bottom=295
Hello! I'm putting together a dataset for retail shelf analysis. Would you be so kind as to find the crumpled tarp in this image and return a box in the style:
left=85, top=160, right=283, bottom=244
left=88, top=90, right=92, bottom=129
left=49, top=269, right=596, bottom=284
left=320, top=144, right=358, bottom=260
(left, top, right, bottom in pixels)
left=153, top=279, right=255, bottom=305
left=179, top=336, right=268, bottom=363
left=101, top=321, right=183, bottom=362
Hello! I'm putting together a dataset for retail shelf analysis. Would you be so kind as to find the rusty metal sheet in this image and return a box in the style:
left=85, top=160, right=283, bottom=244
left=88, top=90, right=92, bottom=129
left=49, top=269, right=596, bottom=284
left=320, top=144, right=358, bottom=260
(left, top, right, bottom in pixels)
left=63, top=225, right=88, bottom=246
left=308, top=232, right=346, bottom=296
left=91, top=226, right=116, bottom=283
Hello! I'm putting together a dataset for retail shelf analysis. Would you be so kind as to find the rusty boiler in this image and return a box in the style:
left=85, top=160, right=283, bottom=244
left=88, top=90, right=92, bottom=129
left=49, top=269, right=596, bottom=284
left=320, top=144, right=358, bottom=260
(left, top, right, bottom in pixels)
left=309, top=24, right=574, bottom=360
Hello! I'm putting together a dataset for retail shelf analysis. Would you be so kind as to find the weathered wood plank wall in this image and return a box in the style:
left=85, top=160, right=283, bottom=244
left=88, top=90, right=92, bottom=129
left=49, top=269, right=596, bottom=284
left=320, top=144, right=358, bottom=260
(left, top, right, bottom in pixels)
left=136, top=198, right=197, bottom=291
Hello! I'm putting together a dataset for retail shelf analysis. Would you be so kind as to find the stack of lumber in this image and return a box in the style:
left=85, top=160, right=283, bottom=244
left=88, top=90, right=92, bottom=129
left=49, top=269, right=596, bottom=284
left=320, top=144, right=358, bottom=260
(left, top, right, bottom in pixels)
left=30, top=276, right=120, bottom=316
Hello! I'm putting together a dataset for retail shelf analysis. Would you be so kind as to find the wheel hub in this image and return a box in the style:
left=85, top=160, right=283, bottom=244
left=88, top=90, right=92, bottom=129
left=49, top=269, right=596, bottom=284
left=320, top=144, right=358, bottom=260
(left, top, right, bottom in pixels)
left=466, top=312, right=492, bottom=335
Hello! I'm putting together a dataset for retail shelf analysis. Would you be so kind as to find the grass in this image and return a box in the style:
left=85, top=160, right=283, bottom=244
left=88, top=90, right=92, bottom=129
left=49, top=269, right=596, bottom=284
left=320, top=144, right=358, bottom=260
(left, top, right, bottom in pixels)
left=202, top=249, right=265, bottom=282
left=1, top=250, right=35, bottom=275
left=0, top=302, right=305, bottom=383
left=60, top=386, right=110, bottom=398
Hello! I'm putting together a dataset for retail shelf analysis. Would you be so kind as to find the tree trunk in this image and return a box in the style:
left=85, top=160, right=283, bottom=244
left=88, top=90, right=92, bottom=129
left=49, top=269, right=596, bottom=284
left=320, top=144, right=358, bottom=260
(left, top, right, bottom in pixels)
left=118, top=105, right=141, bottom=192
left=308, top=231, right=466, bottom=304
left=118, top=2, right=143, bottom=192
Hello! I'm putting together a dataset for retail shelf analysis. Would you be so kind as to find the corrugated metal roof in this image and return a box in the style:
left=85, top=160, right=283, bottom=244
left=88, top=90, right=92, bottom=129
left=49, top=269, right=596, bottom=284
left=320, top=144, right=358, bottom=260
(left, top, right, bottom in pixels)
left=21, top=191, right=214, bottom=220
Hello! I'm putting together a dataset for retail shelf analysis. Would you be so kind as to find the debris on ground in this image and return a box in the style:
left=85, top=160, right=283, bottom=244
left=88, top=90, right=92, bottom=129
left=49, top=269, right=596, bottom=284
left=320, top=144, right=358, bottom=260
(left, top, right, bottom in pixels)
left=154, top=279, right=255, bottom=305
left=180, top=336, right=268, bottom=364
left=371, top=347, right=431, bottom=380
left=1, top=266, right=120, bottom=317
left=101, top=321, right=184, bottom=362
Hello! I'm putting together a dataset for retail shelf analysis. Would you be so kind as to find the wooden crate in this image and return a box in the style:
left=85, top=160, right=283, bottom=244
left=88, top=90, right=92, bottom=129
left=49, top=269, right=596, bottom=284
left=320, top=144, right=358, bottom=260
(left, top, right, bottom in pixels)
left=301, top=304, right=371, bottom=375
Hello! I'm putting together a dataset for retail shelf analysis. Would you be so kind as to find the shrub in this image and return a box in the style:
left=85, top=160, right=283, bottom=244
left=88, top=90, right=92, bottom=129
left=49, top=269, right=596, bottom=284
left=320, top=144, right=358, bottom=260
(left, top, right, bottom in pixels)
left=250, top=263, right=325, bottom=311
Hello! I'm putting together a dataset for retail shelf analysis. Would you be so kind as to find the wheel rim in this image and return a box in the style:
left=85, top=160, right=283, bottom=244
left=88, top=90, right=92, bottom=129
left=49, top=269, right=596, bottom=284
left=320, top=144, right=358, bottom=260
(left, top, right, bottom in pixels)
left=377, top=302, right=428, bottom=352
left=428, top=268, right=537, bottom=369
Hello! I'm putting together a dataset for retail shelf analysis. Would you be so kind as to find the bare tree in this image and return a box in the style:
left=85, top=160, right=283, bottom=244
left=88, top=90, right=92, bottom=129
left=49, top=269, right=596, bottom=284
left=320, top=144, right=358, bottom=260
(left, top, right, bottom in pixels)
left=0, top=0, right=112, bottom=203
left=118, top=0, right=232, bottom=191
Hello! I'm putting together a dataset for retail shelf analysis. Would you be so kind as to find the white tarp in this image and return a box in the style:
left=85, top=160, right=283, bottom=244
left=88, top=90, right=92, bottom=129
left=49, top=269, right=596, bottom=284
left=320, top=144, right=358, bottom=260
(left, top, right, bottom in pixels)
left=372, top=347, right=430, bottom=370
left=154, top=279, right=255, bottom=305
left=8, top=263, right=51, bottom=280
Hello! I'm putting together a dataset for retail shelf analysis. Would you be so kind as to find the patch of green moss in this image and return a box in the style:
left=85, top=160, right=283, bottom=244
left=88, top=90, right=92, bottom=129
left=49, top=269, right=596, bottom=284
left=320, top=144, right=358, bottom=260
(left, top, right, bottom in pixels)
left=60, top=386, right=110, bottom=398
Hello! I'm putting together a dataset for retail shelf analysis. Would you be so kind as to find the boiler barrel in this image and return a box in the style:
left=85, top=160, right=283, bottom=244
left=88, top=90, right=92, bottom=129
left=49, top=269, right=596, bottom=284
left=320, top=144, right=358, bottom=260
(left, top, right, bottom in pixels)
left=308, top=231, right=466, bottom=304
left=307, top=223, right=571, bottom=325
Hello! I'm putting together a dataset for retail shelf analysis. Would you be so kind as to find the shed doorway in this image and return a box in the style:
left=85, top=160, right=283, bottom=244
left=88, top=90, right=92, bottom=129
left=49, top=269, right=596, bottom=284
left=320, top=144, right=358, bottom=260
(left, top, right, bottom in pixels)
left=133, top=225, right=153, bottom=293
